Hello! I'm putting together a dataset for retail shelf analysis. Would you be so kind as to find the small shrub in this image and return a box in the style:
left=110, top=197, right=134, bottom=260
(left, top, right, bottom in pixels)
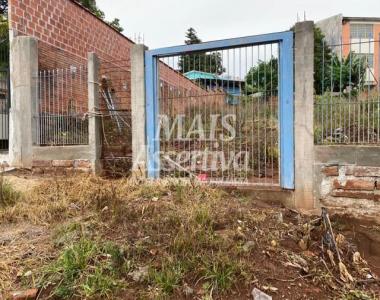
left=201, top=255, right=238, bottom=293
left=81, top=267, right=117, bottom=298
left=0, top=178, right=21, bottom=208
left=40, top=238, right=126, bottom=299
left=341, top=290, right=376, bottom=300
left=149, top=263, right=184, bottom=295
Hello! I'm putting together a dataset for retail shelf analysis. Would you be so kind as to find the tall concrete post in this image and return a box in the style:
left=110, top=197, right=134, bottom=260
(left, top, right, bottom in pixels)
left=131, top=44, right=148, bottom=177
left=88, top=52, right=101, bottom=174
left=294, top=21, right=315, bottom=211
left=9, top=36, right=38, bottom=168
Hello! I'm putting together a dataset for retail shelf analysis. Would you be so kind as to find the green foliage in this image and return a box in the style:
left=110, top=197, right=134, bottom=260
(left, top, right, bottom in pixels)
left=314, top=26, right=366, bottom=94
left=107, top=18, right=124, bottom=33
left=149, top=263, right=184, bottom=295
left=340, top=290, right=376, bottom=300
left=78, top=0, right=104, bottom=18
left=0, top=12, right=9, bottom=68
left=41, top=238, right=125, bottom=299
left=244, top=26, right=367, bottom=96
left=201, top=255, right=238, bottom=293
left=314, top=93, right=380, bottom=144
left=77, top=0, right=123, bottom=32
left=326, top=52, right=366, bottom=92
left=0, top=0, right=7, bottom=16
left=247, top=25, right=333, bottom=95
left=245, top=58, right=278, bottom=94
left=314, top=26, right=332, bottom=94
left=178, top=28, right=225, bottom=75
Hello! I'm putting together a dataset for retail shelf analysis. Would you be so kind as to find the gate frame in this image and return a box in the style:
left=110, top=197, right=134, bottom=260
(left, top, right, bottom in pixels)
left=145, top=31, right=294, bottom=189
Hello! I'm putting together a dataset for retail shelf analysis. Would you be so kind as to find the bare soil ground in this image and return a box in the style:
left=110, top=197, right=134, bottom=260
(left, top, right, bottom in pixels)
left=0, top=173, right=379, bottom=300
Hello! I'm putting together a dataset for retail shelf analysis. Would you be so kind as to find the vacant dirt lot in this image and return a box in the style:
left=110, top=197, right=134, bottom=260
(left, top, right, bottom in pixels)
left=0, top=174, right=379, bottom=299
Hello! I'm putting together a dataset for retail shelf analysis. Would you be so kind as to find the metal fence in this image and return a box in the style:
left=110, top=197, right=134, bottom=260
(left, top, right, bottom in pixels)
left=157, top=43, right=280, bottom=185
left=99, top=60, right=132, bottom=177
left=0, top=31, right=9, bottom=151
left=314, top=39, right=380, bottom=145
left=34, top=66, right=89, bottom=146
left=0, top=68, right=9, bottom=150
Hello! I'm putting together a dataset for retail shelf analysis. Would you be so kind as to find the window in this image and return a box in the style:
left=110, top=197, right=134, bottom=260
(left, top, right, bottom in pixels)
left=357, top=53, right=374, bottom=68
left=350, top=24, right=374, bottom=39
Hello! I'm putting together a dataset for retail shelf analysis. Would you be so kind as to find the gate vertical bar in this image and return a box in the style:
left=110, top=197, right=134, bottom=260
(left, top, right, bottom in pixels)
left=145, top=52, right=160, bottom=178
left=279, top=31, right=294, bottom=189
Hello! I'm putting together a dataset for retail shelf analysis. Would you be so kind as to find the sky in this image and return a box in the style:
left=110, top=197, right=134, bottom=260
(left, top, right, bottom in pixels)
left=97, top=0, right=380, bottom=49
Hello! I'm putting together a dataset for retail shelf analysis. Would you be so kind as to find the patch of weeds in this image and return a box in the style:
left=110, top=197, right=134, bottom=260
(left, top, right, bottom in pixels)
left=94, top=183, right=120, bottom=211
left=39, top=238, right=127, bottom=299
left=149, top=263, right=184, bottom=295
left=138, top=184, right=166, bottom=199
left=193, top=205, right=214, bottom=229
left=171, top=182, right=187, bottom=203
left=53, top=223, right=83, bottom=247
left=81, top=267, right=118, bottom=298
left=171, top=222, right=220, bottom=258
left=0, top=178, right=21, bottom=208
left=340, top=290, right=377, bottom=300
left=201, top=255, right=238, bottom=294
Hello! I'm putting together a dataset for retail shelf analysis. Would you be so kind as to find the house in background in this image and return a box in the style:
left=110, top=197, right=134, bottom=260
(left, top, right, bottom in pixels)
left=317, top=15, right=380, bottom=86
left=184, top=70, right=244, bottom=104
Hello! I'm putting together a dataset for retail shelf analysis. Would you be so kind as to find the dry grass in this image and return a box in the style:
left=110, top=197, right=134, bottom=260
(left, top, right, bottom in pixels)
left=0, top=175, right=379, bottom=299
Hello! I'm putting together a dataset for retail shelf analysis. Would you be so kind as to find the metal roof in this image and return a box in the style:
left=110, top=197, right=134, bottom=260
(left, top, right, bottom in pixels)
left=184, top=70, right=244, bottom=82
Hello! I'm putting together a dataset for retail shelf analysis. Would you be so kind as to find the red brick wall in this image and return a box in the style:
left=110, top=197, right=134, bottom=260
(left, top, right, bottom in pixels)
left=8, top=0, right=134, bottom=121
left=159, top=62, right=205, bottom=96
left=8, top=0, right=205, bottom=110
left=319, top=164, right=380, bottom=216
left=9, top=0, right=132, bottom=68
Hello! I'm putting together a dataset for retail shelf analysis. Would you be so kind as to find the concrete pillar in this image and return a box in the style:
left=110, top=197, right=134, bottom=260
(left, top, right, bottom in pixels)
left=88, top=52, right=101, bottom=174
left=131, top=44, right=148, bottom=177
left=9, top=36, right=38, bottom=168
left=294, top=21, right=316, bottom=211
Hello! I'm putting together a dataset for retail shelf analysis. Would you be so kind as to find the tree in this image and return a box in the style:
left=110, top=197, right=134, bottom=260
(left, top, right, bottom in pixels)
left=245, top=25, right=366, bottom=96
left=0, top=0, right=7, bottom=16
left=77, top=0, right=123, bottom=32
left=107, top=18, right=124, bottom=33
left=328, top=52, right=366, bottom=93
left=0, top=1, right=8, bottom=68
left=78, top=0, right=104, bottom=18
left=184, top=27, right=201, bottom=45
left=245, top=58, right=278, bottom=94
left=178, top=28, right=225, bottom=75
left=311, top=26, right=365, bottom=94
left=314, top=26, right=332, bottom=94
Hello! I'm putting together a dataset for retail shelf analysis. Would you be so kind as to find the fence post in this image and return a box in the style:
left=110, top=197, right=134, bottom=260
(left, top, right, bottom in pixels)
left=131, top=44, right=148, bottom=177
left=88, top=52, right=101, bottom=174
left=9, top=36, right=38, bottom=168
left=294, top=21, right=315, bottom=210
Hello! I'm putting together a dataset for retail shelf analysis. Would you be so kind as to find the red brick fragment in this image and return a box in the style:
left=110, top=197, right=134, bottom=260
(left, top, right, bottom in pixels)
left=353, top=166, right=380, bottom=177
left=322, top=166, right=339, bottom=176
left=333, top=179, right=375, bottom=191
left=10, top=288, right=38, bottom=300
left=32, top=160, right=52, bottom=168
left=52, top=160, right=74, bottom=167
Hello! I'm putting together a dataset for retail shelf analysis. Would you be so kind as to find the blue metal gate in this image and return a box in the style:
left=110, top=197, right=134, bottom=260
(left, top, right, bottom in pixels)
left=145, top=31, right=294, bottom=189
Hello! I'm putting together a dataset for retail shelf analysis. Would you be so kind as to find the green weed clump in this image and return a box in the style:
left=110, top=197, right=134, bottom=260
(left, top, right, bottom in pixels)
left=40, top=235, right=128, bottom=299
left=0, top=178, right=21, bottom=208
